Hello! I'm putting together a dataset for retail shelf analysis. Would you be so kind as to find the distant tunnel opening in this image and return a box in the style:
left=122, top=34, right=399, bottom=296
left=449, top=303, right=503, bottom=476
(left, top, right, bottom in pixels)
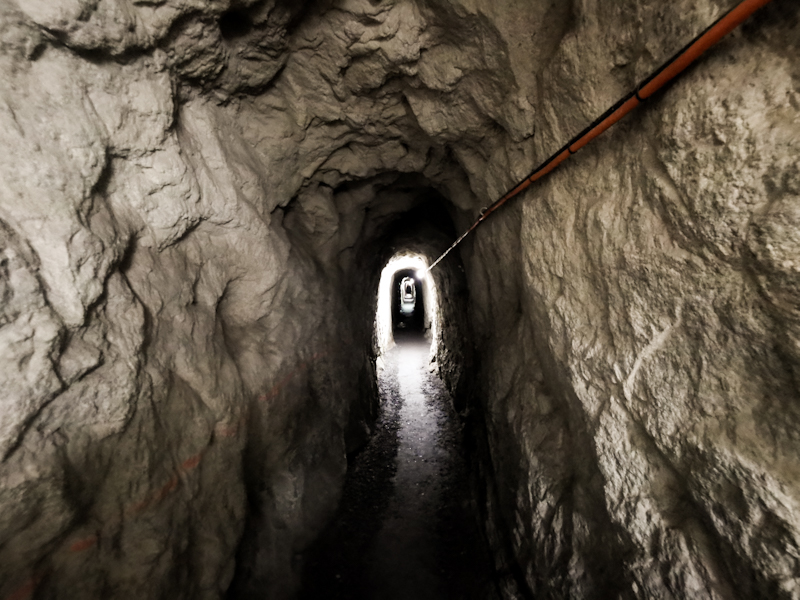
left=368, top=185, right=462, bottom=366
left=298, top=187, right=493, bottom=598
left=391, top=269, right=425, bottom=335
left=375, top=251, right=438, bottom=361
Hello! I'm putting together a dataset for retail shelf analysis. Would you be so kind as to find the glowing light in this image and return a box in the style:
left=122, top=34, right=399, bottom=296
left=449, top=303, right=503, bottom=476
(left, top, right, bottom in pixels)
left=375, top=253, right=439, bottom=361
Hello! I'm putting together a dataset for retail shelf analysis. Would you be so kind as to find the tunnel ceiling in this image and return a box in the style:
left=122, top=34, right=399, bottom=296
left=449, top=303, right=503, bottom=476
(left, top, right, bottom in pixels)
left=7, top=0, right=536, bottom=262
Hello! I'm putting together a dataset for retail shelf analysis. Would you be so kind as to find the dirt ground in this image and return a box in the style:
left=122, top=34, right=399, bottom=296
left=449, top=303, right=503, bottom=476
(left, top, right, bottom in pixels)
left=299, top=331, right=498, bottom=600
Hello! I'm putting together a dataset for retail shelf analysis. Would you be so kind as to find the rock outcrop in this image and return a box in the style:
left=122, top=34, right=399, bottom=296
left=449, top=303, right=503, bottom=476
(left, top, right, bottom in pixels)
left=0, top=0, right=798, bottom=599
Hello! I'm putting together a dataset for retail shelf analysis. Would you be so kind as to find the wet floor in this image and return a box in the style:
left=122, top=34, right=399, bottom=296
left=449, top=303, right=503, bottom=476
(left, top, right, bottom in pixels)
left=299, top=331, right=497, bottom=600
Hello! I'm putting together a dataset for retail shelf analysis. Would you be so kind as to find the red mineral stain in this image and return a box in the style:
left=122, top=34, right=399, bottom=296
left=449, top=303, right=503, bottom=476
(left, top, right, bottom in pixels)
left=6, top=575, right=39, bottom=600
left=141, top=475, right=180, bottom=508
left=127, top=498, right=150, bottom=517
left=215, top=423, right=239, bottom=437
left=218, top=415, right=248, bottom=437
left=255, top=353, right=329, bottom=406
left=181, top=453, right=202, bottom=471
left=127, top=472, right=183, bottom=517
left=69, top=535, right=98, bottom=553
left=158, top=475, right=180, bottom=498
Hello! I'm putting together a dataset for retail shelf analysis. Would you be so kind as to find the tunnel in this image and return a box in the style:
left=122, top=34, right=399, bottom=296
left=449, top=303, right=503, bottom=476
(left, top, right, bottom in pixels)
left=390, top=269, right=424, bottom=333
left=0, top=1, right=799, bottom=599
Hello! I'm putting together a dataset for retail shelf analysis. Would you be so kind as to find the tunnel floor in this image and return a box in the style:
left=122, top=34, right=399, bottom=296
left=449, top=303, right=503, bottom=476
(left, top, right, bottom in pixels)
left=299, top=331, right=498, bottom=600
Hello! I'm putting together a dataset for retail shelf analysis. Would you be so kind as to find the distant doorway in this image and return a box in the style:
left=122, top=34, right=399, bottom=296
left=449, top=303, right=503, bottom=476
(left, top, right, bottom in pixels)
left=374, top=253, right=438, bottom=360
left=391, top=270, right=424, bottom=334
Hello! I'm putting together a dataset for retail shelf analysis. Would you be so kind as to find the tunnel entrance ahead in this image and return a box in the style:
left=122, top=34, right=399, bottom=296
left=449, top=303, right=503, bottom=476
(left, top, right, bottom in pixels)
left=391, top=269, right=425, bottom=334
left=297, top=243, right=494, bottom=598
left=375, top=253, right=438, bottom=361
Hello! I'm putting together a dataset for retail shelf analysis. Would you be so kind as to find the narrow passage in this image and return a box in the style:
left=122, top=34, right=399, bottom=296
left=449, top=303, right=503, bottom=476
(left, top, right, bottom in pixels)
left=300, top=331, right=496, bottom=599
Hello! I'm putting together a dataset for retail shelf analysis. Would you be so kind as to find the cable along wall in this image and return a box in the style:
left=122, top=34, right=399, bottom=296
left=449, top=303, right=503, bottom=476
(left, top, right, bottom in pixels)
left=427, top=0, right=777, bottom=273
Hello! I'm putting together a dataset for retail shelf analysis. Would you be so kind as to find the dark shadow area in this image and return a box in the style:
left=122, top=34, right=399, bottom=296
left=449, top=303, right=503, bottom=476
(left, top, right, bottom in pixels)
left=219, top=9, right=253, bottom=40
left=382, top=186, right=460, bottom=245
left=298, top=331, right=497, bottom=600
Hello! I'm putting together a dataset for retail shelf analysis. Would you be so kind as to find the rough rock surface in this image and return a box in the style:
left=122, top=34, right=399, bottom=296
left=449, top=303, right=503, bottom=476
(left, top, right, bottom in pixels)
left=466, top=2, right=800, bottom=599
left=0, top=0, right=798, bottom=599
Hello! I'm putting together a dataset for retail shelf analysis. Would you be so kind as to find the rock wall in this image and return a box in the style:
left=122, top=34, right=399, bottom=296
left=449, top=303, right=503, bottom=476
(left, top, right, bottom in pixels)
left=0, top=0, right=503, bottom=597
left=0, top=2, right=370, bottom=598
left=1, top=0, right=798, bottom=598
left=464, top=1, right=800, bottom=598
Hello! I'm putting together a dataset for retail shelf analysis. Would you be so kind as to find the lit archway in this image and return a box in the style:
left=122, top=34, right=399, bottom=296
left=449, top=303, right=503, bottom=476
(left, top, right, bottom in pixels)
left=375, top=253, right=439, bottom=362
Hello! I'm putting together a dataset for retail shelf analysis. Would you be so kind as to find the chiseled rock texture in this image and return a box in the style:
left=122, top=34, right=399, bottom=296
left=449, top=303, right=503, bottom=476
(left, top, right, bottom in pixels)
left=0, top=0, right=798, bottom=599
left=466, top=1, right=800, bottom=599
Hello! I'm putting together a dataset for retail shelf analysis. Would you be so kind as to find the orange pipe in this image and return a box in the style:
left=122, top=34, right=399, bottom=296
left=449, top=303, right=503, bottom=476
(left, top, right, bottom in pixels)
left=426, top=0, right=773, bottom=273
left=483, top=148, right=572, bottom=219
left=529, top=149, right=572, bottom=182
left=639, top=0, right=773, bottom=98
left=569, top=96, right=640, bottom=153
